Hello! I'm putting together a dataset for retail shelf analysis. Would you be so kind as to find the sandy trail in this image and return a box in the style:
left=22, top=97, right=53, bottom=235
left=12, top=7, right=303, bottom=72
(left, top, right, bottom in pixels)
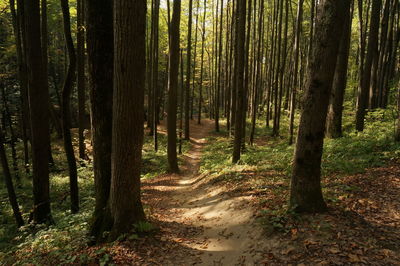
left=150, top=120, right=271, bottom=265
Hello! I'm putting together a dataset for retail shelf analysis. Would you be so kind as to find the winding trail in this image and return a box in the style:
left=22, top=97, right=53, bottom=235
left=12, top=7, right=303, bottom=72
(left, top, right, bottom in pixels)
left=143, top=120, right=271, bottom=265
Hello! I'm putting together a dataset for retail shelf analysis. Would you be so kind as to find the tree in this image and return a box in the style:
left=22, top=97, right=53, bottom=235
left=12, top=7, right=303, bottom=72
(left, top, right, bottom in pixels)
left=167, top=0, right=181, bottom=173
left=77, top=0, right=86, bottom=159
left=60, top=0, right=79, bottom=213
left=0, top=125, right=24, bottom=227
left=86, top=0, right=114, bottom=242
left=108, top=0, right=146, bottom=240
left=184, top=0, right=193, bottom=139
left=326, top=3, right=352, bottom=138
left=289, top=0, right=349, bottom=213
left=289, top=0, right=304, bottom=145
left=24, top=0, right=52, bottom=224
left=232, top=0, right=246, bottom=164
left=396, top=81, right=400, bottom=142
left=355, top=0, right=381, bottom=131
left=198, top=0, right=207, bottom=125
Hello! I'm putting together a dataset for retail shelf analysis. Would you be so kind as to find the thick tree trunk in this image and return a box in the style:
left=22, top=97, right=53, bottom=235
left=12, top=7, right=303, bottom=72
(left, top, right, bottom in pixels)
left=86, top=0, right=114, bottom=242
left=24, top=0, right=52, bottom=224
left=290, top=0, right=349, bottom=213
left=167, top=0, right=181, bottom=173
left=326, top=3, right=352, bottom=138
left=109, top=0, right=146, bottom=240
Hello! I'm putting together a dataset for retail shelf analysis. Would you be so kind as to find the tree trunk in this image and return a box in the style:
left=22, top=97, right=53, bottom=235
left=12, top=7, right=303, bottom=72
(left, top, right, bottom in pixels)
left=289, top=0, right=303, bottom=145
left=77, top=0, right=86, bottom=159
left=0, top=126, right=24, bottom=227
left=198, top=0, right=207, bottom=125
left=184, top=0, right=193, bottom=139
left=109, top=0, right=147, bottom=240
left=153, top=0, right=160, bottom=151
left=9, top=0, right=30, bottom=174
left=355, top=0, right=381, bottom=131
left=167, top=0, right=181, bottom=173
left=325, top=2, right=352, bottom=138
left=60, top=0, right=79, bottom=214
left=24, top=0, right=52, bottom=224
left=232, top=0, right=246, bottom=163
left=290, top=0, right=349, bottom=213
left=86, top=0, right=114, bottom=242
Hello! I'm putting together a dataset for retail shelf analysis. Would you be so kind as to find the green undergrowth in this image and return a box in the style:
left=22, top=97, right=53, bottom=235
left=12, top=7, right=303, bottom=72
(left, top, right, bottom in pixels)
left=200, top=107, right=400, bottom=235
left=0, top=129, right=190, bottom=264
left=201, top=108, right=400, bottom=183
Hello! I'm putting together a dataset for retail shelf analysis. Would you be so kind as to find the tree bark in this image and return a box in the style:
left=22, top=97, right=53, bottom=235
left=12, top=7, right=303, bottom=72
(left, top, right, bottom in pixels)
left=60, top=0, right=79, bottom=214
left=0, top=126, right=24, bottom=227
left=290, top=0, right=349, bottom=213
left=167, top=0, right=181, bottom=173
left=24, top=0, right=52, bottom=224
left=355, top=0, right=381, bottom=131
left=184, top=0, right=193, bottom=139
left=86, top=0, right=114, bottom=242
left=198, top=0, right=207, bottom=125
left=109, top=0, right=147, bottom=240
left=289, top=0, right=303, bottom=145
left=232, top=0, right=246, bottom=163
left=77, top=0, right=86, bottom=159
left=326, top=2, right=352, bottom=138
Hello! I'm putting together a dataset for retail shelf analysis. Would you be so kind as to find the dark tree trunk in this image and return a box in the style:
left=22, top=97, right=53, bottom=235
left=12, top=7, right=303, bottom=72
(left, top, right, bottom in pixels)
left=109, top=0, right=146, bottom=240
left=290, top=0, right=349, bottom=213
left=355, top=0, right=381, bottom=131
left=86, top=0, right=114, bottom=242
left=184, top=0, right=193, bottom=139
left=24, top=0, right=52, bottom=224
left=0, top=126, right=24, bottom=227
left=167, top=0, right=181, bottom=173
left=198, top=0, right=206, bottom=125
left=77, top=0, right=86, bottom=160
left=153, top=0, right=160, bottom=152
left=60, top=0, right=79, bottom=214
left=326, top=2, right=352, bottom=138
left=289, top=0, right=303, bottom=145
left=232, top=0, right=246, bottom=164
left=9, top=0, right=30, bottom=174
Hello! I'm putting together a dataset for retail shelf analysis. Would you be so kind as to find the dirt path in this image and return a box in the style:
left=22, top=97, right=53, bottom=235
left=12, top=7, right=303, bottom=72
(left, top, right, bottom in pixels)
left=142, top=120, right=271, bottom=265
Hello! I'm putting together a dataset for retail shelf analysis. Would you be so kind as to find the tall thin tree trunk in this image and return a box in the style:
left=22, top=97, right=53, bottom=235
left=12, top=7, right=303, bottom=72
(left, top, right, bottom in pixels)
left=167, top=0, right=181, bottom=173
left=60, top=0, right=79, bottom=213
left=232, top=0, right=246, bottom=164
left=24, top=0, right=52, bottom=224
left=355, top=0, right=381, bottom=131
left=77, top=0, right=86, bottom=159
left=326, top=3, right=352, bottom=138
left=185, top=0, right=193, bottom=139
left=289, top=0, right=303, bottom=145
left=198, top=0, right=206, bottom=125
left=0, top=126, right=24, bottom=227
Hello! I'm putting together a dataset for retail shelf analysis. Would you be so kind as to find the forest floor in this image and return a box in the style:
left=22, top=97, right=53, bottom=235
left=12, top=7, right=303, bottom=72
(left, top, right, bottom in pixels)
left=1, top=114, right=400, bottom=265
left=95, top=119, right=400, bottom=265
